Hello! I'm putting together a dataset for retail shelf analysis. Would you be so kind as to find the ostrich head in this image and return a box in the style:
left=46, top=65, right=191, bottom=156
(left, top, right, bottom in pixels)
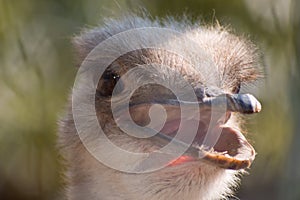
left=59, top=15, right=262, bottom=200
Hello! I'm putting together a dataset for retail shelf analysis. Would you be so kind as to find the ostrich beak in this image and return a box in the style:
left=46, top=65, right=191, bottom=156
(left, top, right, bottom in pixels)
left=115, top=90, right=262, bottom=170
left=150, top=92, right=261, bottom=169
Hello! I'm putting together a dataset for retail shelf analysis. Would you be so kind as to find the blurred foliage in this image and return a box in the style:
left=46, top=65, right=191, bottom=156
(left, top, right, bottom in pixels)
left=0, top=0, right=299, bottom=199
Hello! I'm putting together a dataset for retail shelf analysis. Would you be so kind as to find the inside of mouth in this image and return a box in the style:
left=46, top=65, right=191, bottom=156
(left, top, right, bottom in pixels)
left=154, top=118, right=243, bottom=157
left=116, top=103, right=254, bottom=161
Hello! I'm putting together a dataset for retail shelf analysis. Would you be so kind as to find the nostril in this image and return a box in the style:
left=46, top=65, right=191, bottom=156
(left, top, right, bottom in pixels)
left=194, top=87, right=205, bottom=101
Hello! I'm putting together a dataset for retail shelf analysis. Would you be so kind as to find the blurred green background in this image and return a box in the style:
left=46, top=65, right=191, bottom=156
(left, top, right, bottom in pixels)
left=0, top=0, right=299, bottom=199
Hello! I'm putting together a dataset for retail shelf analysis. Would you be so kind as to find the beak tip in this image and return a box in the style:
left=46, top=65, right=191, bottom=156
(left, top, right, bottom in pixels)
left=247, top=94, right=262, bottom=113
left=256, top=101, right=262, bottom=113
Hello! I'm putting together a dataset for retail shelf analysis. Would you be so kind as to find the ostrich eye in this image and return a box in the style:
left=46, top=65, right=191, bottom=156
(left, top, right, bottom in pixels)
left=96, top=71, right=123, bottom=97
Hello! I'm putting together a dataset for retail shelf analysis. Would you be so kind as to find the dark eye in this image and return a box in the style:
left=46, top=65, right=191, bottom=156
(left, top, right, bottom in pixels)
left=96, top=71, right=123, bottom=97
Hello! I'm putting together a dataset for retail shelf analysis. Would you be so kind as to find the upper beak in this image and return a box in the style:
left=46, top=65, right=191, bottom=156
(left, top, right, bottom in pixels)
left=173, top=93, right=262, bottom=114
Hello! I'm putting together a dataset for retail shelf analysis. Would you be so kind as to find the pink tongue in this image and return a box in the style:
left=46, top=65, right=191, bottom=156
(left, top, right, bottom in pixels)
left=155, top=119, right=207, bottom=145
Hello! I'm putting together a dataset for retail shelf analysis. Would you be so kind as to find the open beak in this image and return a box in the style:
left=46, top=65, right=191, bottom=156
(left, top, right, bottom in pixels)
left=149, top=93, right=261, bottom=169
left=114, top=91, right=262, bottom=170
